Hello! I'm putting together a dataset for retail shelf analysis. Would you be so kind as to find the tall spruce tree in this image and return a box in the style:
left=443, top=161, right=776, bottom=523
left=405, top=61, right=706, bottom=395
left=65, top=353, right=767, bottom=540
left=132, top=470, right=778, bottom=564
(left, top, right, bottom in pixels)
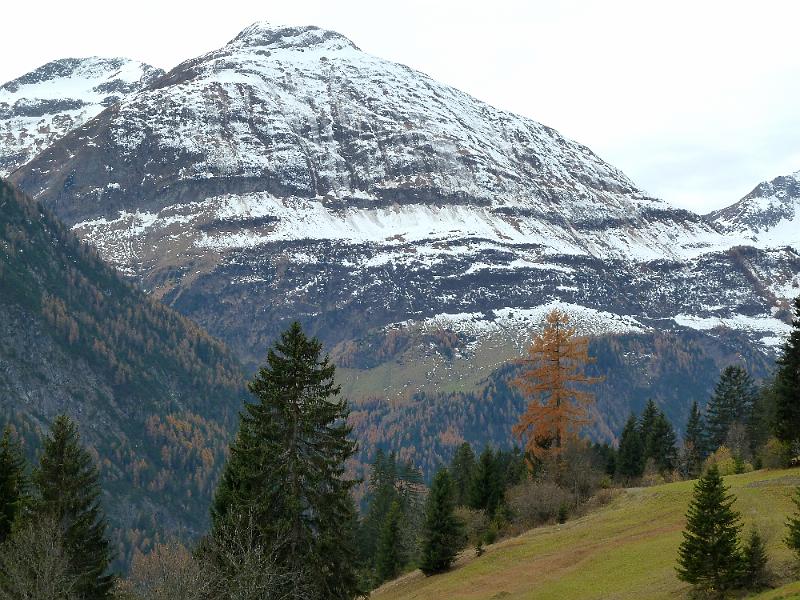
left=468, top=447, right=503, bottom=516
left=706, top=366, right=758, bottom=451
left=360, top=450, right=397, bottom=562
left=685, top=401, right=708, bottom=476
left=375, top=501, right=404, bottom=583
left=616, top=414, right=645, bottom=480
left=677, top=465, right=743, bottom=594
left=775, top=295, right=800, bottom=449
left=420, top=469, right=463, bottom=576
left=33, top=415, right=113, bottom=600
left=449, top=442, right=476, bottom=507
left=645, top=412, right=678, bottom=473
left=0, top=426, right=28, bottom=543
left=639, top=400, right=660, bottom=443
left=748, top=385, right=778, bottom=457
left=211, top=322, right=362, bottom=600
left=638, top=401, right=678, bottom=473
left=787, top=486, right=800, bottom=561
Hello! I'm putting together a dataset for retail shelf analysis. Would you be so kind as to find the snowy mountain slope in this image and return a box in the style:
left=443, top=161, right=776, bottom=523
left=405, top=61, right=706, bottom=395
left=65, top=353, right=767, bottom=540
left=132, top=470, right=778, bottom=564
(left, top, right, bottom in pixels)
left=709, top=170, right=800, bottom=250
left=15, top=24, right=712, bottom=240
left=0, top=57, right=164, bottom=176
left=7, top=23, right=800, bottom=383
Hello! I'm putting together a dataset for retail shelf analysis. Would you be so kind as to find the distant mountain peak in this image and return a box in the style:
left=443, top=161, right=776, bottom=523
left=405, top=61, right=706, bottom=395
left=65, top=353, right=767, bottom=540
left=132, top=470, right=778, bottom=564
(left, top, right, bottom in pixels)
left=227, top=22, right=360, bottom=52
left=0, top=56, right=162, bottom=96
left=709, top=169, right=800, bottom=246
left=0, top=56, right=164, bottom=177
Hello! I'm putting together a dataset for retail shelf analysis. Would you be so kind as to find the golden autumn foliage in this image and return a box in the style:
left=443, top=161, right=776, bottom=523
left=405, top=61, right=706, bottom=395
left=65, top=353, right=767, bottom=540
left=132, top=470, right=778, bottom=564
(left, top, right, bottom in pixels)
left=512, top=309, right=601, bottom=462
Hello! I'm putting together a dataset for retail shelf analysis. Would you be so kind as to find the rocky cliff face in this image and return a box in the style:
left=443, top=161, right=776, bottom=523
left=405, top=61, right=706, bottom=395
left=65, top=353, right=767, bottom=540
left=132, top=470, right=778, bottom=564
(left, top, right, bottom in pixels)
left=0, top=57, right=164, bottom=177
left=5, top=23, right=800, bottom=436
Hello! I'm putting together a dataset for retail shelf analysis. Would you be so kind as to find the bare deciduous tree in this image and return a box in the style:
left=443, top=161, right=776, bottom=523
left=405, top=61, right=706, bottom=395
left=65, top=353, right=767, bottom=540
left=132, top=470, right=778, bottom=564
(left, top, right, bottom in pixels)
left=0, top=516, right=77, bottom=600
left=122, top=542, right=211, bottom=600
left=119, top=511, right=316, bottom=600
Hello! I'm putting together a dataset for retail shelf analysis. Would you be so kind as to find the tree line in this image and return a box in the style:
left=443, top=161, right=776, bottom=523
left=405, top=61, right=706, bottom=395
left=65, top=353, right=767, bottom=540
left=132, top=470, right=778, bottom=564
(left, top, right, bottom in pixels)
left=1, top=294, right=799, bottom=598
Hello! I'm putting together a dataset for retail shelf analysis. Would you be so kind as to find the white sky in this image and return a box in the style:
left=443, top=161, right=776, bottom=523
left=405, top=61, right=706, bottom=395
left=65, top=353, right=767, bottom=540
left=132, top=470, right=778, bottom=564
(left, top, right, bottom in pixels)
left=1, top=0, right=798, bottom=213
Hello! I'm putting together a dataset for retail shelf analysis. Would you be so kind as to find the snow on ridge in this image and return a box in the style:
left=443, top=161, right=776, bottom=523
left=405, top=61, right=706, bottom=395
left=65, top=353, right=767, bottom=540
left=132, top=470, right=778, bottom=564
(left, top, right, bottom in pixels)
left=193, top=192, right=739, bottom=261
left=399, top=303, right=647, bottom=347
left=71, top=189, right=747, bottom=267
left=673, top=313, right=791, bottom=340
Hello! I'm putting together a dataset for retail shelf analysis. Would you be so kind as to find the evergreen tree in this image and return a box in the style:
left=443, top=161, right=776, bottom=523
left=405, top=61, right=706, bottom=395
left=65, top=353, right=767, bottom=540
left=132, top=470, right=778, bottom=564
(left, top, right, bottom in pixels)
left=639, top=399, right=660, bottom=443
left=646, top=412, right=678, bottom=473
left=420, top=469, right=463, bottom=576
left=468, top=447, right=503, bottom=516
left=360, top=451, right=422, bottom=570
left=677, top=465, right=743, bottom=595
left=775, top=295, right=800, bottom=449
left=707, top=366, right=758, bottom=451
left=33, top=415, right=114, bottom=600
left=741, top=529, right=769, bottom=590
left=375, top=501, right=404, bottom=583
left=0, top=426, right=28, bottom=543
left=360, top=450, right=398, bottom=562
left=616, top=414, right=644, bottom=480
left=495, top=447, right=527, bottom=489
left=748, top=384, right=778, bottom=457
left=685, top=401, right=708, bottom=476
left=211, top=322, right=362, bottom=599
left=787, top=486, right=800, bottom=561
left=392, top=460, right=424, bottom=566
left=449, top=442, right=476, bottom=506
left=651, top=412, right=678, bottom=471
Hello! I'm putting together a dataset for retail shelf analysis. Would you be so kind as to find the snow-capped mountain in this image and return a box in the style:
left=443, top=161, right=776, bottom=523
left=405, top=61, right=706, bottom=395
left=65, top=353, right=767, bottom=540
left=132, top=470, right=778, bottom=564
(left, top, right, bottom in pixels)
left=709, top=170, right=800, bottom=250
left=0, top=57, right=164, bottom=176
left=7, top=23, right=800, bottom=399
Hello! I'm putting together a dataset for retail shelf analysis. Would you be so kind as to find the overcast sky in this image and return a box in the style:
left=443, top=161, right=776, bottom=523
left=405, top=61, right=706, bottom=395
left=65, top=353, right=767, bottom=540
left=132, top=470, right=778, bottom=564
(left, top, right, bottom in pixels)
left=1, top=0, right=798, bottom=212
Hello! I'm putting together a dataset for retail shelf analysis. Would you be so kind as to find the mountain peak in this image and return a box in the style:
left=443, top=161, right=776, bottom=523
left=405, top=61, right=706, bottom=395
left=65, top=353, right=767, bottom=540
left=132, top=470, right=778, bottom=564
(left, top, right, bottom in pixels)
left=709, top=169, right=800, bottom=246
left=0, top=56, right=164, bottom=177
left=0, top=56, right=162, bottom=96
left=227, top=22, right=360, bottom=52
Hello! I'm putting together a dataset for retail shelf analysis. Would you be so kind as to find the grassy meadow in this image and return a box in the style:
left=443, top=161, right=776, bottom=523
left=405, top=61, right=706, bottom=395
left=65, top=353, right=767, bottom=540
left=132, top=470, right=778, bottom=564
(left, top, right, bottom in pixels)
left=373, top=469, right=800, bottom=600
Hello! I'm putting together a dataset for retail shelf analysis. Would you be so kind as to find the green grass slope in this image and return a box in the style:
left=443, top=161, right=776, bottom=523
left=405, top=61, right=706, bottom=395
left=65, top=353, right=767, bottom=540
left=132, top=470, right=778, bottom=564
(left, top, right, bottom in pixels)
left=374, top=469, right=800, bottom=600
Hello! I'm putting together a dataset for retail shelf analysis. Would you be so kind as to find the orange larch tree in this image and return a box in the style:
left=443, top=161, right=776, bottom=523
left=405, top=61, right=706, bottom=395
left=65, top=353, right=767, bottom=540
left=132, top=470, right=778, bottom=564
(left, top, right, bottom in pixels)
left=512, top=309, right=602, bottom=464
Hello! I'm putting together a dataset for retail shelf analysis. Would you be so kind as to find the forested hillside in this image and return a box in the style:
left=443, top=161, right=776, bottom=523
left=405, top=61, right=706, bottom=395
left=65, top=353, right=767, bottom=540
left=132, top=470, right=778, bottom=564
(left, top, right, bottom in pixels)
left=0, top=178, right=246, bottom=565
left=348, top=330, right=773, bottom=477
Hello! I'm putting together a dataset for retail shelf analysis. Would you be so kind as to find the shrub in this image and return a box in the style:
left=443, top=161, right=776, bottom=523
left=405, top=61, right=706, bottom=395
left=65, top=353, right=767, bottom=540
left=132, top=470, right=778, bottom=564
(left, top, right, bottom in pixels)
left=507, top=481, right=573, bottom=528
left=454, top=506, right=489, bottom=548
left=557, top=504, right=568, bottom=524
left=703, top=446, right=752, bottom=476
left=756, top=437, right=789, bottom=469
left=641, top=458, right=666, bottom=487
